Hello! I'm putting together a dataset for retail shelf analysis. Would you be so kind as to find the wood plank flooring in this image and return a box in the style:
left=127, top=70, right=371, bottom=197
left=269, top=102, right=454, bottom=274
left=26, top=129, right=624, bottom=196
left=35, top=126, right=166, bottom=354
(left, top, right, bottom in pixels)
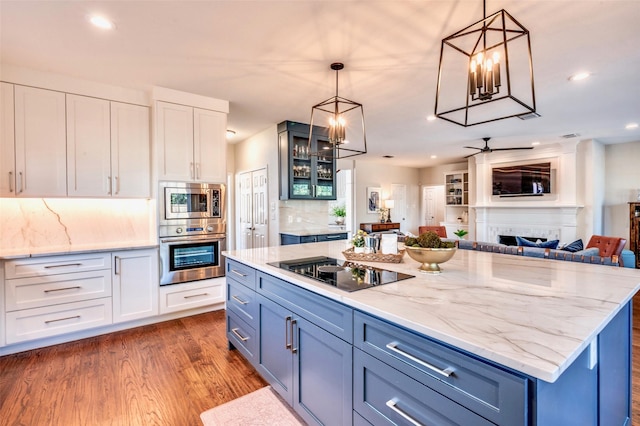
left=1, top=299, right=640, bottom=425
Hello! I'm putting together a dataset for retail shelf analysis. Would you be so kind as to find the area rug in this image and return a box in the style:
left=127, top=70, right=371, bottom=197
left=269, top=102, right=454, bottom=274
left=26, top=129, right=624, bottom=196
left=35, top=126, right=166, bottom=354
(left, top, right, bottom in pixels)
left=200, top=386, right=306, bottom=425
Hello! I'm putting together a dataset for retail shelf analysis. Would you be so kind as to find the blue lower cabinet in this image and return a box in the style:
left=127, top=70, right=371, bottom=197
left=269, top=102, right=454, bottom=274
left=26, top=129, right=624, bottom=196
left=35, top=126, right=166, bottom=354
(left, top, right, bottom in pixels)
left=226, top=310, right=257, bottom=364
left=354, top=349, right=493, bottom=426
left=257, top=293, right=353, bottom=425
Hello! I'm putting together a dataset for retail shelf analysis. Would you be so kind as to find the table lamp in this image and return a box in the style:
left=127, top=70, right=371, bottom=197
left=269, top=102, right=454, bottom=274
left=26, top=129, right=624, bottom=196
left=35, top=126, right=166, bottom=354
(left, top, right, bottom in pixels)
left=384, top=199, right=395, bottom=223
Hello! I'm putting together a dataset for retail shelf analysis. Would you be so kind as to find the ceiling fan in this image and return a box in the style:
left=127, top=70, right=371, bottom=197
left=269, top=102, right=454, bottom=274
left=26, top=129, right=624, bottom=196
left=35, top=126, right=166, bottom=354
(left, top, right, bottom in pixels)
left=464, top=137, right=534, bottom=158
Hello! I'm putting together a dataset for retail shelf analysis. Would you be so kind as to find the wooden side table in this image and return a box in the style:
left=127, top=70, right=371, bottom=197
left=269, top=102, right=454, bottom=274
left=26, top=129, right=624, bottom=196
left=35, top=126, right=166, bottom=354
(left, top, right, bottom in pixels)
left=359, top=222, right=400, bottom=233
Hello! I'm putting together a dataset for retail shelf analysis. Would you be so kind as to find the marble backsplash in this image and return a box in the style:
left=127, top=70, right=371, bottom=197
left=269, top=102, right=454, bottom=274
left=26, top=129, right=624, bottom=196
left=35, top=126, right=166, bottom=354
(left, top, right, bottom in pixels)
left=0, top=198, right=157, bottom=256
left=278, top=199, right=346, bottom=233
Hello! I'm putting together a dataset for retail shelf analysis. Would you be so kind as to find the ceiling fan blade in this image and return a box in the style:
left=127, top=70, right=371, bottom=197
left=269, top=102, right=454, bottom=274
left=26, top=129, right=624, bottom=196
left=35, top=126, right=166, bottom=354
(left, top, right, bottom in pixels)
left=463, top=146, right=482, bottom=150
left=464, top=151, right=480, bottom=158
left=490, top=147, right=535, bottom=151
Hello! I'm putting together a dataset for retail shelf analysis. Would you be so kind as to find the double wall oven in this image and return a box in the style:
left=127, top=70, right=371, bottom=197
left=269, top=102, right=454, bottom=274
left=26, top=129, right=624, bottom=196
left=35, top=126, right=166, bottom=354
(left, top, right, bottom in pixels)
left=159, top=181, right=226, bottom=285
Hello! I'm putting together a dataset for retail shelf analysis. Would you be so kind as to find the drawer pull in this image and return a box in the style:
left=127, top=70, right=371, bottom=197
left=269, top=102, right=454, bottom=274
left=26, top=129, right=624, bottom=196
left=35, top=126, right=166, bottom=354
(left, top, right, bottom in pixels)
left=386, top=399, right=423, bottom=426
left=184, top=293, right=208, bottom=299
left=231, top=295, right=249, bottom=305
left=285, top=316, right=292, bottom=350
left=45, top=315, right=81, bottom=324
left=386, top=342, right=455, bottom=378
left=44, top=286, right=81, bottom=293
left=230, top=269, right=248, bottom=278
left=231, top=328, right=249, bottom=342
left=44, top=263, right=82, bottom=269
left=325, top=235, right=342, bottom=239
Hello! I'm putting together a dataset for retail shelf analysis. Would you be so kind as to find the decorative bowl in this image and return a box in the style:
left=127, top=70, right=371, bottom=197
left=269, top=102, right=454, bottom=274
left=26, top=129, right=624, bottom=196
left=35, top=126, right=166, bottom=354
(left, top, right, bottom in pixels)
left=404, top=246, right=457, bottom=274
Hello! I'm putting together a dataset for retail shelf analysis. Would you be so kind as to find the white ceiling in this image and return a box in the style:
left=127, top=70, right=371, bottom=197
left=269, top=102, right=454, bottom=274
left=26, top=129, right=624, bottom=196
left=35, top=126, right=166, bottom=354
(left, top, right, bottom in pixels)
left=1, top=0, right=639, bottom=167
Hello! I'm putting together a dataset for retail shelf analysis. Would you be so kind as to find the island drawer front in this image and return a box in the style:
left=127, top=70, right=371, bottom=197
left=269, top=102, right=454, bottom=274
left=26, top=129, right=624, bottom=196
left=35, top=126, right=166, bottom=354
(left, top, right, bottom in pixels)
left=5, top=253, right=111, bottom=279
left=354, top=349, right=494, bottom=426
left=227, top=310, right=257, bottom=363
left=354, top=311, right=527, bottom=425
left=257, top=272, right=353, bottom=343
left=226, top=277, right=258, bottom=326
left=6, top=298, right=112, bottom=344
left=226, top=259, right=256, bottom=290
left=6, top=269, right=112, bottom=312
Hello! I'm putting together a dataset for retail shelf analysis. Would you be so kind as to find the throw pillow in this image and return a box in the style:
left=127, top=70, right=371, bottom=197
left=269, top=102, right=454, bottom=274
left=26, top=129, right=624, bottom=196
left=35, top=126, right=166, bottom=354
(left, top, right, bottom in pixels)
left=573, top=247, right=600, bottom=257
left=515, top=236, right=560, bottom=249
left=561, top=239, right=584, bottom=253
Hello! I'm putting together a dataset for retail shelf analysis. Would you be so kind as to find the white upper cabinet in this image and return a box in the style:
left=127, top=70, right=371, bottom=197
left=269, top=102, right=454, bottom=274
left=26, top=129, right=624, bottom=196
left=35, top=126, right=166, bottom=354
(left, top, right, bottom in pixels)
left=0, top=82, right=15, bottom=197
left=13, top=85, right=67, bottom=197
left=155, top=98, right=227, bottom=183
left=110, top=102, right=150, bottom=197
left=67, top=94, right=150, bottom=198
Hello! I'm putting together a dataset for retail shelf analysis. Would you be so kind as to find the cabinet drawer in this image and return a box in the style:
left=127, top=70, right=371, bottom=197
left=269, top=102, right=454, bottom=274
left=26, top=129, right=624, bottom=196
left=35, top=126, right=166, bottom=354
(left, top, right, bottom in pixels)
left=6, top=269, right=112, bottom=312
left=316, top=233, right=348, bottom=242
left=226, top=259, right=256, bottom=290
left=354, top=311, right=526, bottom=425
left=159, top=280, right=224, bottom=314
left=227, top=310, right=257, bottom=363
left=6, top=298, right=112, bottom=344
left=257, top=272, right=352, bottom=343
left=5, top=253, right=111, bottom=279
left=354, top=349, right=493, bottom=426
left=226, top=278, right=258, bottom=326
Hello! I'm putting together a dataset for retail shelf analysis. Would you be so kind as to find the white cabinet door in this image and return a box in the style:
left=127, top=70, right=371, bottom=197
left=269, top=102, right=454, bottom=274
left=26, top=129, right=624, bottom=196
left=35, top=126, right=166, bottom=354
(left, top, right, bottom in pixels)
left=111, top=102, right=150, bottom=197
left=0, top=82, right=15, bottom=197
left=112, top=249, right=159, bottom=323
left=14, top=85, right=67, bottom=196
left=155, top=101, right=194, bottom=181
left=66, top=94, right=111, bottom=196
left=194, top=107, right=226, bottom=183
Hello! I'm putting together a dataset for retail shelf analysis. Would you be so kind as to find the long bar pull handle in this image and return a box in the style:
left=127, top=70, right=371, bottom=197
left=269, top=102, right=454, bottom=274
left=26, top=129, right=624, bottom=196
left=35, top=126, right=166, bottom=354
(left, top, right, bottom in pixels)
left=18, top=171, right=23, bottom=194
left=114, top=176, right=119, bottom=195
left=385, top=399, right=423, bottom=426
left=8, top=171, right=13, bottom=193
left=114, top=256, right=120, bottom=275
left=183, top=293, right=209, bottom=299
left=107, top=176, right=112, bottom=195
left=231, top=295, right=248, bottom=305
left=44, top=263, right=82, bottom=269
left=230, top=269, right=247, bottom=278
left=285, top=316, right=292, bottom=350
left=44, top=286, right=81, bottom=293
left=386, top=342, right=455, bottom=378
left=291, top=319, right=298, bottom=354
left=45, top=315, right=81, bottom=324
left=231, top=328, right=249, bottom=342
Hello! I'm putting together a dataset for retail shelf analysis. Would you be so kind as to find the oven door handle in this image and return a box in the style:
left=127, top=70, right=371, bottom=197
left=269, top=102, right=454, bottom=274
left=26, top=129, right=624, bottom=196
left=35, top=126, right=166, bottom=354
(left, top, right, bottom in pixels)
left=160, top=236, right=225, bottom=244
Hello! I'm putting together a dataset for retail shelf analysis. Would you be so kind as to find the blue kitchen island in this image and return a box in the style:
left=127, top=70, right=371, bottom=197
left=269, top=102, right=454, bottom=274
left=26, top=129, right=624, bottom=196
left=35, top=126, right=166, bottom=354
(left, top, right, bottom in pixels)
left=223, top=241, right=639, bottom=425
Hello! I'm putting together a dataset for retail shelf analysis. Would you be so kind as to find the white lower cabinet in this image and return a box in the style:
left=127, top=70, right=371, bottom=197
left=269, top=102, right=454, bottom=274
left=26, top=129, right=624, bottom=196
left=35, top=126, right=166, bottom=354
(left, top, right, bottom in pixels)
left=159, top=278, right=225, bottom=314
left=112, top=249, right=159, bottom=323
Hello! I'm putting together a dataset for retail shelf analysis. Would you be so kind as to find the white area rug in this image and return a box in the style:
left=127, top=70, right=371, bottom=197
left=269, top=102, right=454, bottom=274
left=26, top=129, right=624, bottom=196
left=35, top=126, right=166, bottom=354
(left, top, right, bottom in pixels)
left=200, top=386, right=306, bottom=425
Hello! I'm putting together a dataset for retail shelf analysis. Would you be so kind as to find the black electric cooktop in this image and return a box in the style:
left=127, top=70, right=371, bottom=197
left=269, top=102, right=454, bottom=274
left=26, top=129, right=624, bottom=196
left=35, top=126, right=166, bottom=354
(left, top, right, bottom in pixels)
left=268, top=256, right=414, bottom=292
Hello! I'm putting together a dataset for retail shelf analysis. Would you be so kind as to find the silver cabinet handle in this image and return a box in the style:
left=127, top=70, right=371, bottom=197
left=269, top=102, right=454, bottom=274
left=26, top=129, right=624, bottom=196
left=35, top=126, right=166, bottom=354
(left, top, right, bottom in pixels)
left=291, top=319, right=298, bottom=354
left=18, top=171, right=23, bottom=193
left=230, top=269, right=247, bottom=278
left=114, top=176, right=119, bottom=195
left=45, top=315, right=80, bottom=324
left=231, top=295, right=248, bottom=305
left=386, top=399, right=423, bottom=426
left=44, top=263, right=82, bottom=269
left=231, top=328, right=249, bottom=342
left=8, top=171, right=13, bottom=193
left=285, top=316, right=292, bottom=350
left=386, top=342, right=455, bottom=378
left=114, top=256, right=120, bottom=275
left=325, top=235, right=342, bottom=239
left=184, top=293, right=208, bottom=299
left=107, top=176, right=112, bottom=195
left=44, top=286, right=81, bottom=293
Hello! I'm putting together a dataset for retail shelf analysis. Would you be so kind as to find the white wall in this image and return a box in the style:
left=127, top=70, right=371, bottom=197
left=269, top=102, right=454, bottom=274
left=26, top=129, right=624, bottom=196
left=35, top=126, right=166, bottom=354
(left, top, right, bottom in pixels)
left=353, top=161, right=420, bottom=234
left=604, top=140, right=640, bottom=246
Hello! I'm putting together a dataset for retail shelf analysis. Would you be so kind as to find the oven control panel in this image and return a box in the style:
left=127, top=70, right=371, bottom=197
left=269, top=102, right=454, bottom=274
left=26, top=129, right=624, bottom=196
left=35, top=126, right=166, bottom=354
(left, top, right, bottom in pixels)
left=159, top=221, right=225, bottom=238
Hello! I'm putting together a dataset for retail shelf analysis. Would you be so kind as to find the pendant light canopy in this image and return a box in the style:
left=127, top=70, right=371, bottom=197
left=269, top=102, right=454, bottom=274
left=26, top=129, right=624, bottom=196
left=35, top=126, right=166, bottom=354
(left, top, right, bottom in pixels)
left=308, top=63, right=367, bottom=159
left=434, top=0, right=536, bottom=127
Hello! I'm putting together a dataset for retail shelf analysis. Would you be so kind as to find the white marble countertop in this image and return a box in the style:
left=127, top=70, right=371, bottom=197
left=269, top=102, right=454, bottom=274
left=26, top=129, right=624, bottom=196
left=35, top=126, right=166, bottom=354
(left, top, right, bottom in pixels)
left=0, top=240, right=159, bottom=259
left=224, top=241, right=640, bottom=383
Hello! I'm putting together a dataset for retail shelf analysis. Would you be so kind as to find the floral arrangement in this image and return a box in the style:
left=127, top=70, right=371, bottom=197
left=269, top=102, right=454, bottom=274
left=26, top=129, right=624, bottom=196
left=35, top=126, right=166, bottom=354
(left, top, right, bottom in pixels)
left=351, top=230, right=367, bottom=247
left=404, top=231, right=455, bottom=248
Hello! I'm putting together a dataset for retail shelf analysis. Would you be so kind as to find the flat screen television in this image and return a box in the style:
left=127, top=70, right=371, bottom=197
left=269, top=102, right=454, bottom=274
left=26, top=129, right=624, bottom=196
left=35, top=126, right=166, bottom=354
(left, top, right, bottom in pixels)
left=492, top=162, right=551, bottom=197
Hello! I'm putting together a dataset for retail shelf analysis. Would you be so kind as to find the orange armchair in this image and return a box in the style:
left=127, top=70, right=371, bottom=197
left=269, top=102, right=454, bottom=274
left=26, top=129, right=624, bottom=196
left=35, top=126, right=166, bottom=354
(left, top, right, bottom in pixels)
left=586, top=235, right=627, bottom=265
left=418, top=226, right=447, bottom=238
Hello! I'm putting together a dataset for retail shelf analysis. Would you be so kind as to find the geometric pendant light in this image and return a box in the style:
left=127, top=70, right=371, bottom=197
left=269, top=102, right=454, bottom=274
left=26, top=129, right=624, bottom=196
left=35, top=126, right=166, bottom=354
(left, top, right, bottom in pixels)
left=308, top=62, right=367, bottom=159
left=434, top=0, right=537, bottom=127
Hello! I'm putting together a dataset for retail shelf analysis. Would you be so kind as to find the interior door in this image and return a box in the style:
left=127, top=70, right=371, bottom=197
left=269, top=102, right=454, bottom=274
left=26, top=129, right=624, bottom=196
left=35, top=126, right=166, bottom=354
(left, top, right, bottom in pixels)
left=237, top=167, right=269, bottom=250
left=422, top=185, right=444, bottom=228
left=390, top=184, right=407, bottom=233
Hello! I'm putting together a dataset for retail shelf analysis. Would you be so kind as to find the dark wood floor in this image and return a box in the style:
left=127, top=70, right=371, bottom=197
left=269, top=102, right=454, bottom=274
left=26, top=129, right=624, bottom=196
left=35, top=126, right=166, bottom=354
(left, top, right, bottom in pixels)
left=1, top=300, right=640, bottom=425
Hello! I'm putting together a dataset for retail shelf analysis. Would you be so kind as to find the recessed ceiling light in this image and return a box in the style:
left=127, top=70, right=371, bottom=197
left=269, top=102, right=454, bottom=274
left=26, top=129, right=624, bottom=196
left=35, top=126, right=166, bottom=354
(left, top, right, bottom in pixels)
left=430, top=155, right=437, bottom=159
left=89, top=15, right=115, bottom=30
left=226, top=130, right=236, bottom=139
left=426, top=115, right=436, bottom=122
left=568, top=72, right=591, bottom=82
left=626, top=123, right=639, bottom=130
left=531, top=141, right=540, bottom=146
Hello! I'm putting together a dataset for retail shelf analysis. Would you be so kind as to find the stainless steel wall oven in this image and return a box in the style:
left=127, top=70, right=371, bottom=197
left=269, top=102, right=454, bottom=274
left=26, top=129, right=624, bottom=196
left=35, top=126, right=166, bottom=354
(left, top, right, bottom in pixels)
left=159, top=182, right=226, bottom=285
